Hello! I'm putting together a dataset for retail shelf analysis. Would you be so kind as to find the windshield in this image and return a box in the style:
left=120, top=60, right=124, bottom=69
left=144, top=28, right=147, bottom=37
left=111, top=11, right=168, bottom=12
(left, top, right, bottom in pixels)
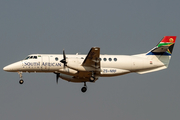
left=24, top=56, right=38, bottom=60
left=24, top=56, right=30, bottom=60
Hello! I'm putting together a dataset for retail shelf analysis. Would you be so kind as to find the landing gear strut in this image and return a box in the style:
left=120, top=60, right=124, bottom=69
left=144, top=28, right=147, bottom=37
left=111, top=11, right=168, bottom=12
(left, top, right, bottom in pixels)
left=18, top=72, right=24, bottom=84
left=81, top=82, right=87, bottom=93
left=89, top=76, right=95, bottom=82
left=89, top=72, right=95, bottom=82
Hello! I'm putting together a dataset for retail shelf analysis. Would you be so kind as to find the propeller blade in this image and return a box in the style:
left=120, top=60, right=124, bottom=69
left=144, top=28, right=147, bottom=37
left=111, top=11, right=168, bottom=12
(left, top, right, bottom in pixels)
left=63, top=49, right=66, bottom=61
left=60, top=49, right=67, bottom=68
left=56, top=73, right=60, bottom=84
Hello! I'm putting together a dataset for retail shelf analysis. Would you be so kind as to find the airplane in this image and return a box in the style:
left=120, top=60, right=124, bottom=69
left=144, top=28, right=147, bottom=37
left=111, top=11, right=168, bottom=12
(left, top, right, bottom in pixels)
left=3, top=36, right=176, bottom=93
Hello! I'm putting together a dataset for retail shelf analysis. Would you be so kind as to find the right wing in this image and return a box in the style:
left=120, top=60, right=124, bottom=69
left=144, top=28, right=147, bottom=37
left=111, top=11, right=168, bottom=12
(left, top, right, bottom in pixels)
left=82, top=47, right=100, bottom=69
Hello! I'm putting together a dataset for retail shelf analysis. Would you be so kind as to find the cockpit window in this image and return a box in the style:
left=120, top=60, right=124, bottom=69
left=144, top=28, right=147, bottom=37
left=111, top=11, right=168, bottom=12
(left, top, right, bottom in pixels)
left=24, top=56, right=38, bottom=60
left=24, top=56, right=30, bottom=60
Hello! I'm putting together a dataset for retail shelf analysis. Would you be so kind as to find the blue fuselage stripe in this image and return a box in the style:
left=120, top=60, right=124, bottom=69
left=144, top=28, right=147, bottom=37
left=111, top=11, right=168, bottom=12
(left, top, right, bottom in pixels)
left=146, top=52, right=171, bottom=56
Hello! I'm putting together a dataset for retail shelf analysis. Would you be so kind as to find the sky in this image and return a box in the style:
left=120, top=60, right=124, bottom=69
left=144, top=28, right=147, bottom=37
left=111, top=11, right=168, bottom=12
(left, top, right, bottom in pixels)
left=0, top=0, right=180, bottom=120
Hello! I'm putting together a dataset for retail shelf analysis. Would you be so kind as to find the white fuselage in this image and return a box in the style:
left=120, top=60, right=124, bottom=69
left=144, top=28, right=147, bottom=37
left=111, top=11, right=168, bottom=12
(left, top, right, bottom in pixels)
left=2, top=36, right=175, bottom=92
left=3, top=54, right=165, bottom=78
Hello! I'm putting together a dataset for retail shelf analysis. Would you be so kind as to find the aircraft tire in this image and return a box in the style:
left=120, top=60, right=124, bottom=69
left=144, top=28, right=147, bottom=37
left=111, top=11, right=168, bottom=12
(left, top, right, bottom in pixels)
left=89, top=76, right=95, bottom=82
left=81, top=87, right=87, bottom=93
left=19, top=79, right=24, bottom=84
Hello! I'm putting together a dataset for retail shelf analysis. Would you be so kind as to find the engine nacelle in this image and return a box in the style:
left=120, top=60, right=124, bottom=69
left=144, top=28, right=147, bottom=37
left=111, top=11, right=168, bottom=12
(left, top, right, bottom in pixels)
left=66, top=58, right=100, bottom=72
left=59, top=68, right=77, bottom=76
left=60, top=74, right=89, bottom=83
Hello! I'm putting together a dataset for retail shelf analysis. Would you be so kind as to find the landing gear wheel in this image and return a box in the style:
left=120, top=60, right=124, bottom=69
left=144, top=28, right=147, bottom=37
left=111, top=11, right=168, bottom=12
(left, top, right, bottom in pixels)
left=19, top=79, right=24, bottom=84
left=81, top=87, right=87, bottom=93
left=18, top=72, right=24, bottom=84
left=89, top=76, right=95, bottom=82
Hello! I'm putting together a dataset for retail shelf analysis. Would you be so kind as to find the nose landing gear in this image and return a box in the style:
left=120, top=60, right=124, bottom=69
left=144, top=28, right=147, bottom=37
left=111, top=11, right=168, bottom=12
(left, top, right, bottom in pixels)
left=18, top=72, right=24, bottom=84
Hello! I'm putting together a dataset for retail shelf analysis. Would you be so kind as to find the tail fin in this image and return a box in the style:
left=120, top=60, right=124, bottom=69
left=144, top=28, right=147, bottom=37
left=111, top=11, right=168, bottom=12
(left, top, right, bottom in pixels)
left=147, top=36, right=176, bottom=55
left=138, top=36, right=176, bottom=74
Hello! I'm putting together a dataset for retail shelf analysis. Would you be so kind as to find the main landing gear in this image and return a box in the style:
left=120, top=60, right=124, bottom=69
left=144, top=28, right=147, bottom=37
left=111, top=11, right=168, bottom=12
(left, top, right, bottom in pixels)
left=89, top=72, right=95, bottom=82
left=89, top=76, right=95, bottom=82
left=18, top=72, right=24, bottom=84
left=81, top=72, right=96, bottom=93
left=81, top=82, right=87, bottom=93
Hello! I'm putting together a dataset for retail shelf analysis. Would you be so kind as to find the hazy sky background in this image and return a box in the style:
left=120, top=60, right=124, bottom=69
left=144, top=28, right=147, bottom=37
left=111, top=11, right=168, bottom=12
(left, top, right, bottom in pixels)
left=1, top=0, right=180, bottom=120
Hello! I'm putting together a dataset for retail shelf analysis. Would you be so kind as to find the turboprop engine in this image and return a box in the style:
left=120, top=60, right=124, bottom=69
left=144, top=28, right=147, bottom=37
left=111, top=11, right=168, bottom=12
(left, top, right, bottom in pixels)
left=59, top=74, right=89, bottom=83
left=59, top=67, right=78, bottom=76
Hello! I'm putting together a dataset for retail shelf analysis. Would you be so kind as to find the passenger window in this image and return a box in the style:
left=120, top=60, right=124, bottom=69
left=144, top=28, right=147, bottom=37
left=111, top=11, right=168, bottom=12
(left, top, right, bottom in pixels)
left=109, top=58, right=112, bottom=61
left=30, top=56, right=33, bottom=59
left=55, top=57, right=58, bottom=61
left=99, top=58, right=101, bottom=61
left=103, top=58, right=107, bottom=61
left=34, top=56, right=37, bottom=59
left=114, top=58, right=117, bottom=61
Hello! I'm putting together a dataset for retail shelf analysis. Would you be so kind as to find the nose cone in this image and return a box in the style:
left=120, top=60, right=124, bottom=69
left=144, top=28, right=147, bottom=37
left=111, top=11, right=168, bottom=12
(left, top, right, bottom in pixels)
left=3, top=61, right=22, bottom=72
left=3, top=66, right=11, bottom=71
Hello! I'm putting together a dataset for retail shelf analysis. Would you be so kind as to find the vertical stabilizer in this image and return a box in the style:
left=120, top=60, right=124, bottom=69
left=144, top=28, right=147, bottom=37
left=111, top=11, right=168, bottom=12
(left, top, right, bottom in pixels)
left=137, top=36, right=177, bottom=74
left=146, top=36, right=176, bottom=67
left=147, top=36, right=176, bottom=55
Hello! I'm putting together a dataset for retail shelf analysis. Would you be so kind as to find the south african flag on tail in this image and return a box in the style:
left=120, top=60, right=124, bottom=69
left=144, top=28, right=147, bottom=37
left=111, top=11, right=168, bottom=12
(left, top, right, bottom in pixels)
left=147, top=36, right=176, bottom=55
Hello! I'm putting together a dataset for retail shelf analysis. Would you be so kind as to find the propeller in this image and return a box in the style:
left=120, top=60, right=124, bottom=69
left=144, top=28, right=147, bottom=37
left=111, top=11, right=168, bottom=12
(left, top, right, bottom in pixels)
left=60, top=49, right=67, bottom=68
left=55, top=50, right=67, bottom=84
left=55, top=73, right=60, bottom=84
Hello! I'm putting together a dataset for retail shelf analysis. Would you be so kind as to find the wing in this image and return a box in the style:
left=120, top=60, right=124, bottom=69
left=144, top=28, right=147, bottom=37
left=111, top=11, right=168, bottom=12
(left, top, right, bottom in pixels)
left=60, top=47, right=101, bottom=83
left=82, top=47, right=100, bottom=69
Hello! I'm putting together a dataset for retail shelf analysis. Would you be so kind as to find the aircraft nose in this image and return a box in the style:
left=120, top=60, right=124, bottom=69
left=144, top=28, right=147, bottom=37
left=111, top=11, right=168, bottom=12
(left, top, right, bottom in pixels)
left=3, top=66, right=9, bottom=71
left=3, top=61, right=22, bottom=72
left=3, top=65, right=14, bottom=72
